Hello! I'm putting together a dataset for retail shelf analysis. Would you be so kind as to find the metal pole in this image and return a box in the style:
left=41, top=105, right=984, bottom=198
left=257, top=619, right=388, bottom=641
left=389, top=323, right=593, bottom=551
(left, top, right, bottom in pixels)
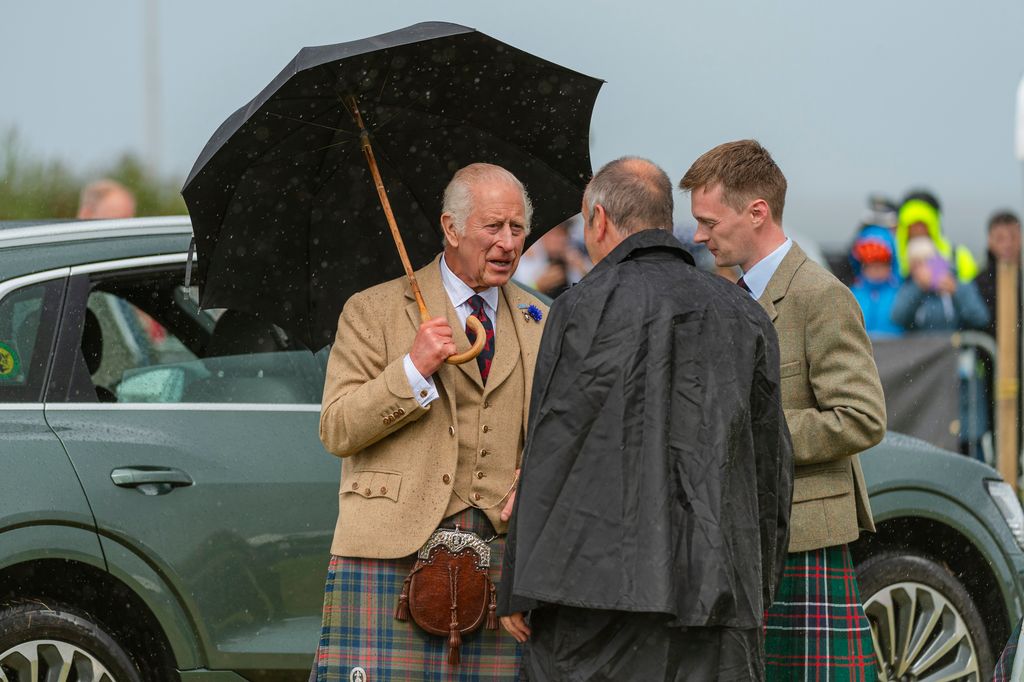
left=143, top=0, right=161, bottom=177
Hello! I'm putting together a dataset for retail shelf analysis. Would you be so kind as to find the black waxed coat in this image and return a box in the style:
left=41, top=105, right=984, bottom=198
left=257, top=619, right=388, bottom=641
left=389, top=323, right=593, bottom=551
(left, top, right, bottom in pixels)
left=498, top=228, right=793, bottom=630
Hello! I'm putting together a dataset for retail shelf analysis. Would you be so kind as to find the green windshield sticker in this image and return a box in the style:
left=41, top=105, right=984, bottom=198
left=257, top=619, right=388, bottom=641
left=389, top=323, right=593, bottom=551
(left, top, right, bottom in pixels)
left=0, top=342, right=19, bottom=380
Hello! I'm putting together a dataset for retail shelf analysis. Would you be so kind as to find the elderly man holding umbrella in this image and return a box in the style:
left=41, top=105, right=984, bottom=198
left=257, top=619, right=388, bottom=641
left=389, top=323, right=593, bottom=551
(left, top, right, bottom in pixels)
left=313, top=162, right=546, bottom=680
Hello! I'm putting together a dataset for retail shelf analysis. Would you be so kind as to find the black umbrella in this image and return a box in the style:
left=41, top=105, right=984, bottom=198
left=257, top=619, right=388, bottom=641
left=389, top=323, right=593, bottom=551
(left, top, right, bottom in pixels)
left=182, top=21, right=602, bottom=350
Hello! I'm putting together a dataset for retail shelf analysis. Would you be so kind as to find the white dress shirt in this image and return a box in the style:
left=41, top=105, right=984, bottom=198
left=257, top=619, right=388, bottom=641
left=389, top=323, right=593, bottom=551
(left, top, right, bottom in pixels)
left=740, top=238, right=793, bottom=300
left=403, top=255, right=499, bottom=406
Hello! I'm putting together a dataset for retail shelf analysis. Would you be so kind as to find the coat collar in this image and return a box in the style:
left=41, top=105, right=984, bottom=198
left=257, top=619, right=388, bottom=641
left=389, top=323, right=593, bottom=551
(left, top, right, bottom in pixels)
left=758, top=241, right=808, bottom=321
left=595, top=228, right=695, bottom=273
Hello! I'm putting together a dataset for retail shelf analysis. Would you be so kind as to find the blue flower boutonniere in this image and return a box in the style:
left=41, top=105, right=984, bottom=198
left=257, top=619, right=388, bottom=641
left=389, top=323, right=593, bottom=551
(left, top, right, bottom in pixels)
left=518, top=303, right=543, bottom=323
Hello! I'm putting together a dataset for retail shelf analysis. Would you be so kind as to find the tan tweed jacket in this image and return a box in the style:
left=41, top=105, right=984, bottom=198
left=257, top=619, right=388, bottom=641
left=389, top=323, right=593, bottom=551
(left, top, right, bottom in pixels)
left=758, top=243, right=886, bottom=552
left=320, top=254, right=546, bottom=558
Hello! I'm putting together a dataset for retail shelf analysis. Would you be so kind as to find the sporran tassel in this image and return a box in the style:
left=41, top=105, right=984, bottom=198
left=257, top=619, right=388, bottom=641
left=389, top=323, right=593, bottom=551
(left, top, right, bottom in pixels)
left=395, top=575, right=411, bottom=621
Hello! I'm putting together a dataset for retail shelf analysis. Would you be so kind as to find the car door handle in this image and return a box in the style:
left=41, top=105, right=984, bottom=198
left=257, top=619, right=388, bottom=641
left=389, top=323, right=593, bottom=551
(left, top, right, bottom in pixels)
left=110, top=467, right=193, bottom=495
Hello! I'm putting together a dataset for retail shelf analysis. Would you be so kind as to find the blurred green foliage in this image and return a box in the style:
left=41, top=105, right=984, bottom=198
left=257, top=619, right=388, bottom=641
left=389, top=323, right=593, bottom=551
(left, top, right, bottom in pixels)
left=0, top=128, right=187, bottom=219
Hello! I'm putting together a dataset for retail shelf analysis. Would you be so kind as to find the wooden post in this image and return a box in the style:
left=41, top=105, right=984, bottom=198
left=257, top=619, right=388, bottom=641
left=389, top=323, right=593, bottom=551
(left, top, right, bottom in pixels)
left=996, top=260, right=1019, bottom=489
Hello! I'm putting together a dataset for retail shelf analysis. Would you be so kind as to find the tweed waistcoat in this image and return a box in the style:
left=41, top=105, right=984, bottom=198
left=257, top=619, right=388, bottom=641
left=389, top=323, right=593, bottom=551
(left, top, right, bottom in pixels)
left=443, top=291, right=525, bottom=533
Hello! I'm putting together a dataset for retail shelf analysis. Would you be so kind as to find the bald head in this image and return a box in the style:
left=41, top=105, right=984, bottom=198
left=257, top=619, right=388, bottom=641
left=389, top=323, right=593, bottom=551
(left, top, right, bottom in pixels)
left=583, top=157, right=674, bottom=235
left=77, top=179, right=136, bottom=220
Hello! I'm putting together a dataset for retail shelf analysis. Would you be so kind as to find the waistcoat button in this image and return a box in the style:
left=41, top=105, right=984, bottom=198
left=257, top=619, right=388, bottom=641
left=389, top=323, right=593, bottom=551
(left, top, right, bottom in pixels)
left=442, top=474, right=451, bottom=484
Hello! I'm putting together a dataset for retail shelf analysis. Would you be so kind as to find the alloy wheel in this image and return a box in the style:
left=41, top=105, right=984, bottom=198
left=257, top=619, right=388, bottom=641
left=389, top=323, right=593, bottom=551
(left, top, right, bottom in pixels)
left=0, top=639, right=116, bottom=682
left=865, top=580, right=980, bottom=681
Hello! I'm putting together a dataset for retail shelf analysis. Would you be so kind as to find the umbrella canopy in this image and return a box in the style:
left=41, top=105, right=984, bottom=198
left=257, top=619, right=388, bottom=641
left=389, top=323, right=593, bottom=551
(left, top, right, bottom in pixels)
left=182, top=21, right=602, bottom=349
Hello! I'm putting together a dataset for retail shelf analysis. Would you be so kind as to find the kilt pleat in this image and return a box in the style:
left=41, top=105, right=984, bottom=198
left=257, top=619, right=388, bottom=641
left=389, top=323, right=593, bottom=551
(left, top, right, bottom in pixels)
left=310, top=508, right=521, bottom=681
left=764, top=544, right=879, bottom=681
left=993, top=616, right=1023, bottom=681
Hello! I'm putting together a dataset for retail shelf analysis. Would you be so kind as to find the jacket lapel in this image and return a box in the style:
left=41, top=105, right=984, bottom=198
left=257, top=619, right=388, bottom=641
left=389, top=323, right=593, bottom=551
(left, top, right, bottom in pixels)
left=758, top=242, right=808, bottom=321
left=404, top=255, right=462, bottom=396
left=501, top=284, right=544, bottom=436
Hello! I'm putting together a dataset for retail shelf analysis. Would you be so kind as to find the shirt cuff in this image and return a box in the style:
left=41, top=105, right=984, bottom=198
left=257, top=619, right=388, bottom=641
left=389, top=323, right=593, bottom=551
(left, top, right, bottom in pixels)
left=403, top=354, right=438, bottom=407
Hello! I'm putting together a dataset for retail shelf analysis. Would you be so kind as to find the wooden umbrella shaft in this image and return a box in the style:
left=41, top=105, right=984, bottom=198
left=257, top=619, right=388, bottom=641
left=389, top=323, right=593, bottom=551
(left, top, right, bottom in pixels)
left=346, top=95, right=430, bottom=323
left=344, top=95, right=485, bottom=365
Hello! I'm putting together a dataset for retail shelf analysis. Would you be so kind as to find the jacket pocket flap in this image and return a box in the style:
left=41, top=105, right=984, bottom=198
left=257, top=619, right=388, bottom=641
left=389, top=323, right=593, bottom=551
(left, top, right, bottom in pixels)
left=792, top=468, right=853, bottom=502
left=342, top=469, right=402, bottom=502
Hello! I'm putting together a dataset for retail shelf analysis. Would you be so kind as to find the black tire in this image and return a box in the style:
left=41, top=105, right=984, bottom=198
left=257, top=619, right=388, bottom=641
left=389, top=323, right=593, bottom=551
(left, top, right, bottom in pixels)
left=0, top=600, right=142, bottom=682
left=857, top=551, right=993, bottom=681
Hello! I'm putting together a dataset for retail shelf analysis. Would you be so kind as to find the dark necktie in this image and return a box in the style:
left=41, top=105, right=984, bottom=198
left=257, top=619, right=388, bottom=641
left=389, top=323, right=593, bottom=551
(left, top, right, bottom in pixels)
left=466, top=295, right=495, bottom=384
left=737, top=276, right=751, bottom=293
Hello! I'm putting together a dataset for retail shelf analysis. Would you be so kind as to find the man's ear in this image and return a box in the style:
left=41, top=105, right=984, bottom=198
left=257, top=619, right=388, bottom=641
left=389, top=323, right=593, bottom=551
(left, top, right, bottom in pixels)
left=749, top=199, right=769, bottom=228
left=441, top=213, right=460, bottom=248
left=591, top=203, right=608, bottom=243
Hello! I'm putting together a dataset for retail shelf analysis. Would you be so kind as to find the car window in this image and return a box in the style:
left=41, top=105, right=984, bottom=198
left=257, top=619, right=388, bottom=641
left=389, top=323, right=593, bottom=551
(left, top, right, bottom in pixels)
left=77, top=269, right=323, bottom=404
left=0, top=279, right=64, bottom=402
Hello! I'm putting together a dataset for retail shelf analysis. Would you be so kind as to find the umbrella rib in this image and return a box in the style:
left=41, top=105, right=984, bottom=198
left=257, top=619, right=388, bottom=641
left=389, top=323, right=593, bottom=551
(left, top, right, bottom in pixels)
left=244, top=138, right=355, bottom=170
left=267, top=110, right=357, bottom=135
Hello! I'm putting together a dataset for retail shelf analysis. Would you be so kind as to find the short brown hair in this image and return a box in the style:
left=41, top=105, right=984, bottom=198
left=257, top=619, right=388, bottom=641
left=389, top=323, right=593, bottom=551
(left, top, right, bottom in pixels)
left=679, top=139, right=787, bottom=223
left=988, top=210, right=1020, bottom=233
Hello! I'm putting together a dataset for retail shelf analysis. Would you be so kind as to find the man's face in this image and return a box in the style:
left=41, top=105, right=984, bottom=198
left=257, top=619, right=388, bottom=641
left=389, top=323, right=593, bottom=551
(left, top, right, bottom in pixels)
left=691, top=184, right=754, bottom=269
left=989, top=223, right=1021, bottom=264
left=445, top=180, right=527, bottom=291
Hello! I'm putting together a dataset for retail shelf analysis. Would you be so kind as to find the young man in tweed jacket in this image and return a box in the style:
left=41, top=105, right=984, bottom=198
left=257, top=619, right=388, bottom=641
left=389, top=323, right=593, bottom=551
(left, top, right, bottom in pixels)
left=683, top=140, right=887, bottom=681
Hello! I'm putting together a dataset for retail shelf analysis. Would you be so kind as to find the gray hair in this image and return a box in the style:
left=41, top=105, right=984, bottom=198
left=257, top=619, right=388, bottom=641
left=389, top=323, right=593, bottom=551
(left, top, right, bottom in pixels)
left=442, top=163, right=534, bottom=237
left=583, top=157, right=673, bottom=234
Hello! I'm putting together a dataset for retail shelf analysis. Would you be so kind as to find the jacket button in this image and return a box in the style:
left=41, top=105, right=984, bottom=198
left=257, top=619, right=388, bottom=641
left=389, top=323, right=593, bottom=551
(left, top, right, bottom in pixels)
left=364, top=488, right=371, bottom=496
left=482, top=425, right=490, bottom=433
left=380, top=487, right=387, bottom=495
left=398, top=408, right=405, bottom=416
left=352, top=483, right=359, bottom=490
left=448, top=426, right=455, bottom=437
left=383, top=416, right=391, bottom=425
left=443, top=474, right=451, bottom=484
left=480, top=449, right=489, bottom=457
left=476, top=471, right=485, bottom=479
left=392, top=411, right=400, bottom=419
left=474, top=493, right=482, bottom=501
left=484, top=401, right=491, bottom=409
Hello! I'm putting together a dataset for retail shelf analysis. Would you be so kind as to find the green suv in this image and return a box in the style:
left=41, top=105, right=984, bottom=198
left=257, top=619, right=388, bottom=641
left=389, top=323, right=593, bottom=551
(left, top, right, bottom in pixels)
left=1, top=217, right=1023, bottom=681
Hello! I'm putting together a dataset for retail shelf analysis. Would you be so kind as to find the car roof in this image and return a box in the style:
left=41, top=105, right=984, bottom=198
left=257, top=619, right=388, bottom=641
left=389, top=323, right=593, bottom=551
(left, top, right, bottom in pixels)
left=0, top=217, right=194, bottom=281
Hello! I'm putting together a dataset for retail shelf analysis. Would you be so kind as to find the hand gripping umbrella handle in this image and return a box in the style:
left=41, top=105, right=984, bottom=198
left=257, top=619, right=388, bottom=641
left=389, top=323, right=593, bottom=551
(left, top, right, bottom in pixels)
left=447, top=316, right=486, bottom=365
left=344, top=95, right=483, bottom=365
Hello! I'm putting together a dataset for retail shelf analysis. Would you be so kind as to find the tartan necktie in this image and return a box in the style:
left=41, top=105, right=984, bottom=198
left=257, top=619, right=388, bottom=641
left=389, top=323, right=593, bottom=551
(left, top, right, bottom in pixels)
left=466, top=295, right=495, bottom=384
left=737, top=276, right=751, bottom=293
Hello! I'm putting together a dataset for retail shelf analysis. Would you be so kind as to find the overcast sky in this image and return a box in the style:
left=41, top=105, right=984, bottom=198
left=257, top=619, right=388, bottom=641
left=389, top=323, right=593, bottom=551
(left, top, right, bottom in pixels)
left=4, top=1, right=1024, bottom=252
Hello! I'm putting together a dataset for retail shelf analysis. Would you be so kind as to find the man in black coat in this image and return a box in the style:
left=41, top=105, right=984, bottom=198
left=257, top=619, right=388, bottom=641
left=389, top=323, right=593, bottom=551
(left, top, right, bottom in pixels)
left=497, top=157, right=793, bottom=681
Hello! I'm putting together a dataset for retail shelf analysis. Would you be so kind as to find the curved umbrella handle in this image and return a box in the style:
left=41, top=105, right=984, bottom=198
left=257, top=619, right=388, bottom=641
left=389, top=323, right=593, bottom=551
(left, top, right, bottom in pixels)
left=446, top=315, right=486, bottom=365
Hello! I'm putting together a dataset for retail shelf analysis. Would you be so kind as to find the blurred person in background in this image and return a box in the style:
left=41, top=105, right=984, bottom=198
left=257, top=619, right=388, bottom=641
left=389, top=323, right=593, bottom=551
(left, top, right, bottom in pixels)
left=975, top=210, right=1022, bottom=336
left=891, top=236, right=990, bottom=458
left=894, top=189, right=978, bottom=283
left=515, top=217, right=590, bottom=299
left=831, top=195, right=899, bottom=287
left=849, top=234, right=902, bottom=338
left=891, top=237, right=989, bottom=332
left=77, top=179, right=136, bottom=219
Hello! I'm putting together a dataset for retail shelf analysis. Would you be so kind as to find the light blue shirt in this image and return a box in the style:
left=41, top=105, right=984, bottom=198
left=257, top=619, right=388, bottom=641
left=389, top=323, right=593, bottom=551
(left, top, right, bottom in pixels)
left=741, top=239, right=793, bottom=300
left=403, top=255, right=499, bottom=406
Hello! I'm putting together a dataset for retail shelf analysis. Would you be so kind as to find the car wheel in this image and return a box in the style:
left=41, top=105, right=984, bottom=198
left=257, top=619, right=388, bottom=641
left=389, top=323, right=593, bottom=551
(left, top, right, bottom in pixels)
left=0, top=600, right=142, bottom=682
left=858, top=551, right=992, bottom=681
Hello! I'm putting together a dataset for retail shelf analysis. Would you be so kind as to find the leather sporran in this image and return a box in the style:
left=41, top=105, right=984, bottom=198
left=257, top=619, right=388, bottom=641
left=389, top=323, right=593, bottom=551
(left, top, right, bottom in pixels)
left=395, top=527, right=498, bottom=664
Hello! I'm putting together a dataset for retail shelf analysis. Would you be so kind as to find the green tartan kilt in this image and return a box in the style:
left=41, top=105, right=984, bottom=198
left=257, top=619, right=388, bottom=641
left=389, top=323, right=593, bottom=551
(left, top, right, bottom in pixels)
left=764, top=544, right=879, bottom=681
left=309, top=508, right=522, bottom=682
